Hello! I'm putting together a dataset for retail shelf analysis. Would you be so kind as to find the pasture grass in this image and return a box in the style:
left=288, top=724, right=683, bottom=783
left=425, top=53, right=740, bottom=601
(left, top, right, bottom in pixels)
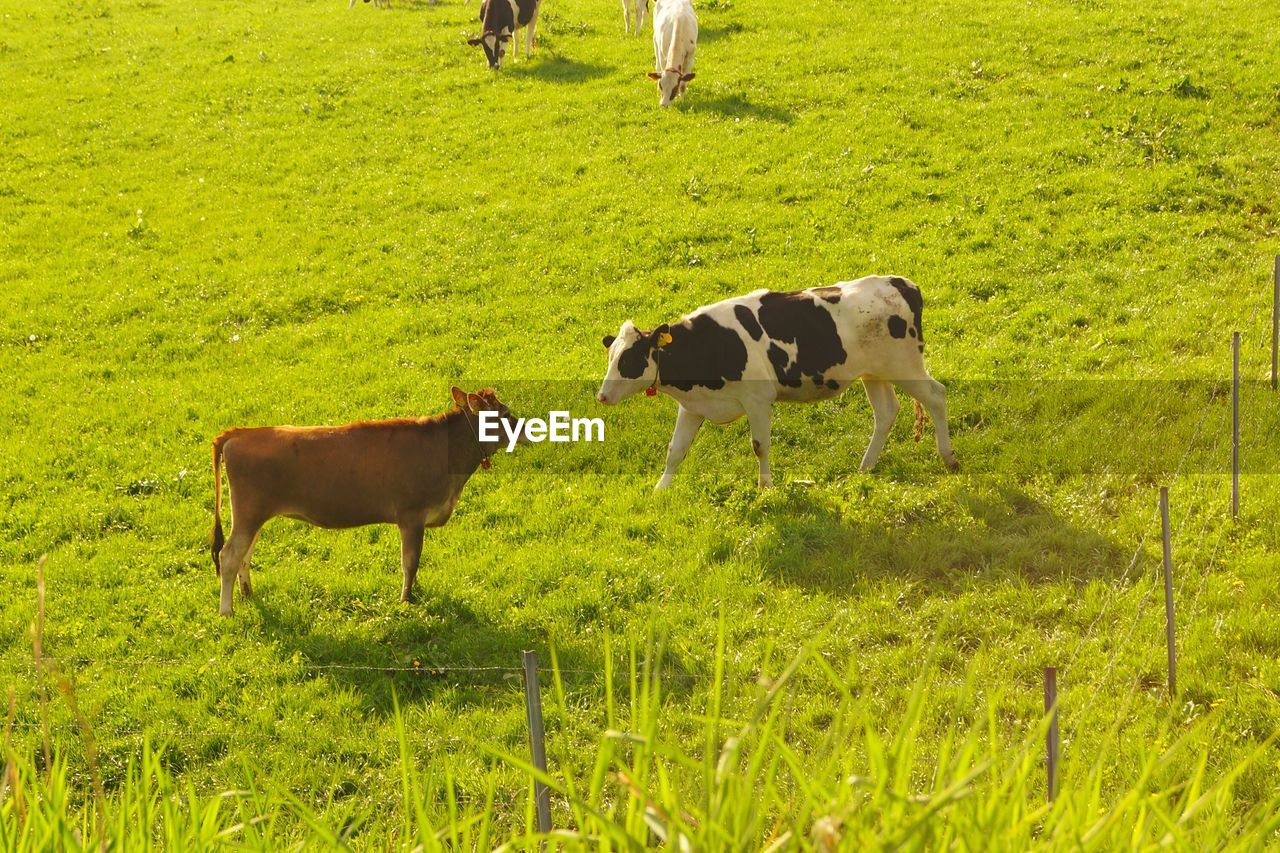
left=6, top=634, right=1280, bottom=848
left=2, top=0, right=1280, bottom=844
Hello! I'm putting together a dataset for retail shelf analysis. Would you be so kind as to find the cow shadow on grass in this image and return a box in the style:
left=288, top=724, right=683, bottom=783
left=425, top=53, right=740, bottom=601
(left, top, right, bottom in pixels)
left=507, top=56, right=613, bottom=84
left=697, top=23, right=748, bottom=43
left=253, top=592, right=701, bottom=714
left=746, top=480, right=1126, bottom=594
left=686, top=94, right=794, bottom=124
left=382, top=0, right=446, bottom=11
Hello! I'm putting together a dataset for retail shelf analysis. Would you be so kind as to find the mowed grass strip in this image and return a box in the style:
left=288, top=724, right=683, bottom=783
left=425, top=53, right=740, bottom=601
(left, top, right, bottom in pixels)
left=1, top=0, right=1279, bottom=840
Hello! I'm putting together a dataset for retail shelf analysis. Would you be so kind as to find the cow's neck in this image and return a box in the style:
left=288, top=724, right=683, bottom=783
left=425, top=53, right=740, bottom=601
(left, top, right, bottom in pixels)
left=653, top=328, right=677, bottom=390
left=446, top=408, right=492, bottom=475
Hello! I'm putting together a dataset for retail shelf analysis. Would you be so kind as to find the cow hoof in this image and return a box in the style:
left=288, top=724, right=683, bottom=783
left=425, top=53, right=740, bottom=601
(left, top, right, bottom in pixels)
left=219, top=608, right=232, bottom=617
left=239, top=583, right=252, bottom=599
left=400, top=590, right=417, bottom=604
left=945, top=458, right=960, bottom=473
left=758, top=479, right=773, bottom=489
left=654, top=480, right=671, bottom=492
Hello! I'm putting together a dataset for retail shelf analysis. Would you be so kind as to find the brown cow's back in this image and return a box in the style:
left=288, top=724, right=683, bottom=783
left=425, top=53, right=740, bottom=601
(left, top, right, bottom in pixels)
left=218, top=414, right=479, bottom=530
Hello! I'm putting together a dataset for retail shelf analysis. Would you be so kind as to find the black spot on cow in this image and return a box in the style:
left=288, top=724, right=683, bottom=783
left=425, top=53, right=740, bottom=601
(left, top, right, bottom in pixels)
left=734, top=305, right=763, bottom=341
left=812, top=286, right=843, bottom=304
left=766, top=343, right=799, bottom=387
left=751, top=439, right=761, bottom=456
left=617, top=336, right=655, bottom=379
left=658, top=315, right=748, bottom=391
left=826, top=379, right=840, bottom=390
left=756, top=290, right=847, bottom=388
left=887, top=315, right=908, bottom=339
left=908, top=327, right=917, bottom=339
left=888, top=277, right=924, bottom=346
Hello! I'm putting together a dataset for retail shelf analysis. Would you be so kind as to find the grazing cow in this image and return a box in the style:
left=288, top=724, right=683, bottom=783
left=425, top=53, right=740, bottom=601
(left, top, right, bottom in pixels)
left=623, top=0, right=649, bottom=34
left=597, top=276, right=959, bottom=489
left=210, top=387, right=525, bottom=616
left=648, top=0, right=697, bottom=106
left=470, top=0, right=542, bottom=70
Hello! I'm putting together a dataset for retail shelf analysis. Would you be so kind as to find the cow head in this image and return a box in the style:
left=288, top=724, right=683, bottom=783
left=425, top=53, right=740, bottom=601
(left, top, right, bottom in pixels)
left=646, top=67, right=695, bottom=107
left=597, top=321, right=671, bottom=405
left=451, top=386, right=529, bottom=447
left=468, top=31, right=511, bottom=70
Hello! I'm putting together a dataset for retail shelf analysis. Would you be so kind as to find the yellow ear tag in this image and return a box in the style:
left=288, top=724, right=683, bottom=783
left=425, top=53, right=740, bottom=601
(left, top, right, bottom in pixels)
left=657, top=332, right=673, bottom=347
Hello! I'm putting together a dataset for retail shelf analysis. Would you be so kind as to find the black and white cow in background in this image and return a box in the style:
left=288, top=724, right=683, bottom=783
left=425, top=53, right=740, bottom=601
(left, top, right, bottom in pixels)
left=597, top=276, right=959, bottom=489
left=470, top=0, right=542, bottom=70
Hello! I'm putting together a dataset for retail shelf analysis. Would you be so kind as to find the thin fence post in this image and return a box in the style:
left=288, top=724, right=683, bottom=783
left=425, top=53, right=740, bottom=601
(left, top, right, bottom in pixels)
left=1271, top=255, right=1278, bottom=392
left=1043, top=667, right=1059, bottom=802
left=1160, top=487, right=1177, bottom=698
left=1232, top=331, right=1240, bottom=519
left=521, top=650, right=553, bottom=835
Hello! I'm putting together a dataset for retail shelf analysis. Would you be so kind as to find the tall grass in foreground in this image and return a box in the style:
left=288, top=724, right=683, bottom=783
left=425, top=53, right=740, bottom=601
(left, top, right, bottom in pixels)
left=4, top=638, right=1279, bottom=850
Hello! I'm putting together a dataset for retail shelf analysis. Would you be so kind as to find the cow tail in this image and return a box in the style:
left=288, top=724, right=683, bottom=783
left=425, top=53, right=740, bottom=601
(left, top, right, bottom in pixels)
left=211, top=436, right=226, bottom=572
left=913, top=400, right=926, bottom=443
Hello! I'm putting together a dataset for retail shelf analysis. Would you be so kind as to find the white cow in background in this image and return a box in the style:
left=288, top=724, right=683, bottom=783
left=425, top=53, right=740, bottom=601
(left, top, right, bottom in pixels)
left=623, top=0, right=649, bottom=34
left=648, top=0, right=697, bottom=106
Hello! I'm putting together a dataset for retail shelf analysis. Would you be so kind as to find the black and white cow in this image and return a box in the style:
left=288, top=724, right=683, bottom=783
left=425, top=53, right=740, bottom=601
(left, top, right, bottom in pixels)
left=597, top=276, right=959, bottom=489
left=470, top=0, right=542, bottom=70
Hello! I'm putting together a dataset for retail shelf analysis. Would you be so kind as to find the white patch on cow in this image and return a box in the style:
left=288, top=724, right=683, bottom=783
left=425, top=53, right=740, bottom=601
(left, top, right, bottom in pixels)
left=769, top=338, right=799, bottom=372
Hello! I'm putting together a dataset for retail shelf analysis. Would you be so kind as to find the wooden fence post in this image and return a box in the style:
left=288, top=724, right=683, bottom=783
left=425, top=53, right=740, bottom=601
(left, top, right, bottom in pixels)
left=521, top=650, right=553, bottom=834
left=1271, top=256, right=1278, bottom=392
left=1160, top=487, right=1177, bottom=698
left=1044, top=667, right=1059, bottom=802
left=1232, top=331, right=1240, bottom=519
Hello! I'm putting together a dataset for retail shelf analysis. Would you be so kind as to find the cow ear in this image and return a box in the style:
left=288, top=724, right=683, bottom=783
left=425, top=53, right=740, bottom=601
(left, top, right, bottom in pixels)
left=467, top=36, right=482, bottom=46
left=451, top=386, right=469, bottom=408
left=602, top=335, right=616, bottom=348
left=466, top=392, right=484, bottom=411
left=680, top=72, right=696, bottom=82
left=646, top=71, right=662, bottom=80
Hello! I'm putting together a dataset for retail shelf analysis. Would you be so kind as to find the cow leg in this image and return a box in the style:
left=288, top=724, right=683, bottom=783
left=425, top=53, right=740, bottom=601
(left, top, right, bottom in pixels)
left=622, top=0, right=631, bottom=32
left=217, top=521, right=261, bottom=616
left=637, top=0, right=646, bottom=33
left=896, top=378, right=959, bottom=471
left=399, top=522, right=426, bottom=603
left=530, top=3, right=541, bottom=54
left=745, top=402, right=773, bottom=488
left=238, top=531, right=260, bottom=599
left=656, top=405, right=704, bottom=490
left=859, top=378, right=900, bottom=472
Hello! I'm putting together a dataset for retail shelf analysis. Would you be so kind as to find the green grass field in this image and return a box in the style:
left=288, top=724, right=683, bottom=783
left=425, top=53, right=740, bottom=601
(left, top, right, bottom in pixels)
left=3, top=0, right=1280, bottom=845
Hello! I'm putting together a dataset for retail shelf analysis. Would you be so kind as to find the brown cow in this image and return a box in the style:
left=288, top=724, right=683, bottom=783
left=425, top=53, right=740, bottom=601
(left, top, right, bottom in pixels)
left=210, top=386, right=524, bottom=616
